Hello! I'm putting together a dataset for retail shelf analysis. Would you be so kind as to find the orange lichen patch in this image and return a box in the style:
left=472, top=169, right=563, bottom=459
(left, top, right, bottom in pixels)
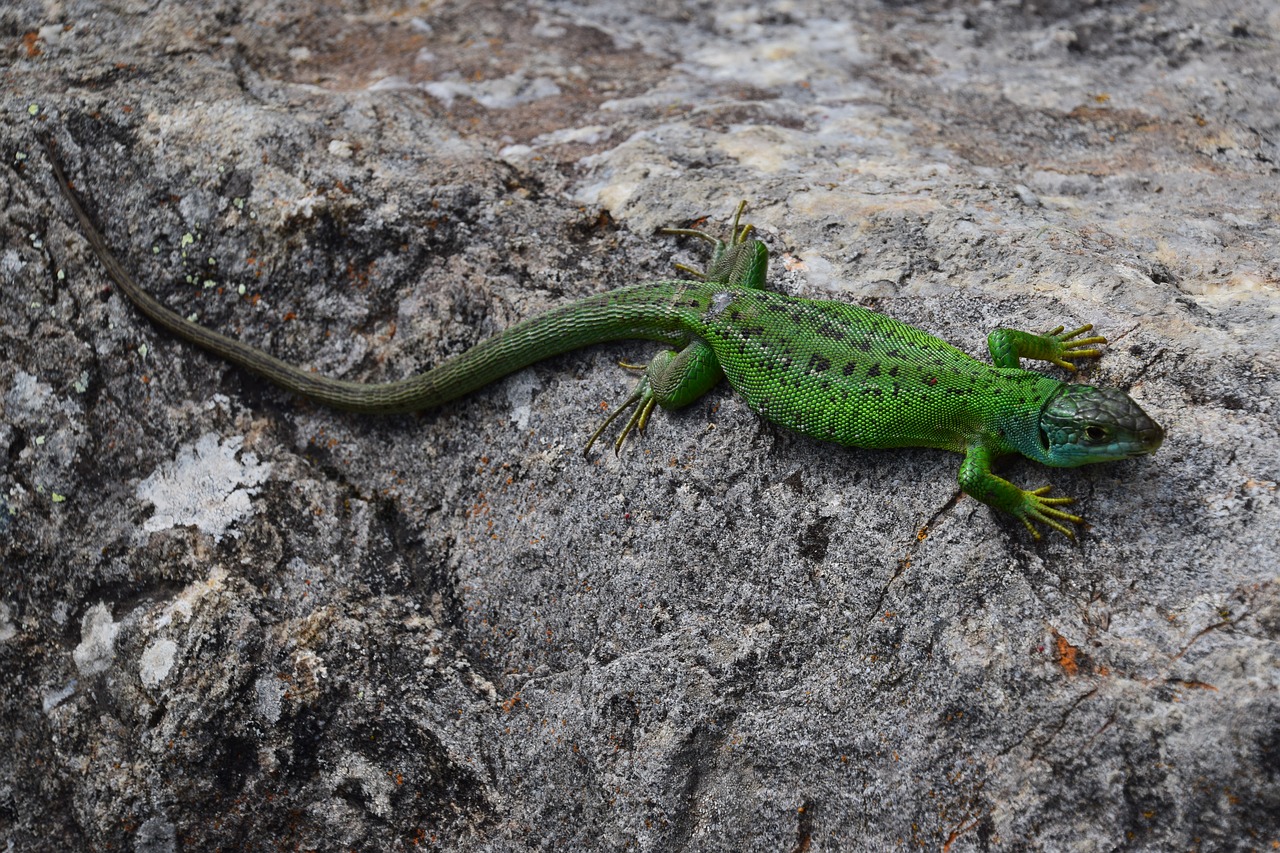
left=1053, top=631, right=1081, bottom=676
left=22, top=31, right=42, bottom=57
left=943, top=818, right=982, bottom=852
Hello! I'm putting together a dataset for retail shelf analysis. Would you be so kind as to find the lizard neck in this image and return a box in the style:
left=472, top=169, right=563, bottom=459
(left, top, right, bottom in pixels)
left=984, top=373, right=1067, bottom=465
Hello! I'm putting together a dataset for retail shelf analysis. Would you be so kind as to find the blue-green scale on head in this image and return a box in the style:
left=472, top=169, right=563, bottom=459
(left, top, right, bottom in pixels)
left=1033, top=384, right=1164, bottom=466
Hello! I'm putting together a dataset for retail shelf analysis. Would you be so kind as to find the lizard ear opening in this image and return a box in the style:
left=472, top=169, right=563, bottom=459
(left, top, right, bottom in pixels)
left=1038, top=426, right=1051, bottom=452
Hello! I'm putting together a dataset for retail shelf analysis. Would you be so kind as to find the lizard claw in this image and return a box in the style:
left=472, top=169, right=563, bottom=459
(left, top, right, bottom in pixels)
left=659, top=199, right=753, bottom=247
left=660, top=201, right=768, bottom=291
left=1046, top=324, right=1107, bottom=371
left=1016, top=485, right=1084, bottom=540
left=582, top=375, right=659, bottom=458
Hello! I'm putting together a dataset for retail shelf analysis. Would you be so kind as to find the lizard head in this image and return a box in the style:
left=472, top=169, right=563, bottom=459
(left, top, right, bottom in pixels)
left=1036, top=384, right=1164, bottom=467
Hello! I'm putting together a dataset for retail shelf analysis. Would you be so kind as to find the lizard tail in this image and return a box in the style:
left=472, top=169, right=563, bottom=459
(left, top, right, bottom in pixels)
left=48, top=141, right=693, bottom=413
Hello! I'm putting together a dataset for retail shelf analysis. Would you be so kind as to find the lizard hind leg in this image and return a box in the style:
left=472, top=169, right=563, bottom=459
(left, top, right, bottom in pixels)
left=582, top=341, right=724, bottom=457
left=659, top=199, right=751, bottom=246
left=660, top=201, right=768, bottom=290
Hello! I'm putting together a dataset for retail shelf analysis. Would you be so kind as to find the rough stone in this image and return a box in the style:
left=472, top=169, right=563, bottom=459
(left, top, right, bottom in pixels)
left=2, top=0, right=1277, bottom=849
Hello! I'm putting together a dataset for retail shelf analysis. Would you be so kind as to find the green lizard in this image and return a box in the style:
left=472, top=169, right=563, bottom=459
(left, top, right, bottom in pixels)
left=50, top=153, right=1162, bottom=539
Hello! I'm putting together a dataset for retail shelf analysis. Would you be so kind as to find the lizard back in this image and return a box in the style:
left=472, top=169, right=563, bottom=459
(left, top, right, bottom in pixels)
left=681, top=286, right=1060, bottom=452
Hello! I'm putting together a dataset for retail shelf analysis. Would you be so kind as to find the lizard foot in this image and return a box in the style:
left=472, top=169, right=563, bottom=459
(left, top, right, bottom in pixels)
left=583, top=343, right=723, bottom=458
left=1043, top=324, right=1108, bottom=371
left=1014, top=485, right=1084, bottom=540
left=659, top=199, right=752, bottom=248
left=583, top=365, right=659, bottom=457
left=659, top=201, right=768, bottom=290
left=660, top=201, right=756, bottom=278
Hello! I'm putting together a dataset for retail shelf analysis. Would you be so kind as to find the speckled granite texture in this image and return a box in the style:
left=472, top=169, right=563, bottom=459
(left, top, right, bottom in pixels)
left=2, top=0, right=1277, bottom=849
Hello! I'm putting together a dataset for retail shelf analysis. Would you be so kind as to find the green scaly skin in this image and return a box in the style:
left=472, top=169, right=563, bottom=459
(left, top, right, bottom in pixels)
left=50, top=152, right=1164, bottom=539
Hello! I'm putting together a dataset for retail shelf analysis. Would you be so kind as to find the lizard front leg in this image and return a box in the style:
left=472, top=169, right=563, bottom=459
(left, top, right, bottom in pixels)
left=987, top=325, right=1107, bottom=371
left=957, top=443, right=1083, bottom=539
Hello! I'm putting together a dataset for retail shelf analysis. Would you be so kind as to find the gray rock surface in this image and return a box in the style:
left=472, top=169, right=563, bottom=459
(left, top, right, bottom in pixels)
left=2, top=0, right=1278, bottom=849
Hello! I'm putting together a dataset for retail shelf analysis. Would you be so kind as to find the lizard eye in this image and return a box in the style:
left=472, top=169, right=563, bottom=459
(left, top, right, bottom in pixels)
left=1085, top=426, right=1108, bottom=442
